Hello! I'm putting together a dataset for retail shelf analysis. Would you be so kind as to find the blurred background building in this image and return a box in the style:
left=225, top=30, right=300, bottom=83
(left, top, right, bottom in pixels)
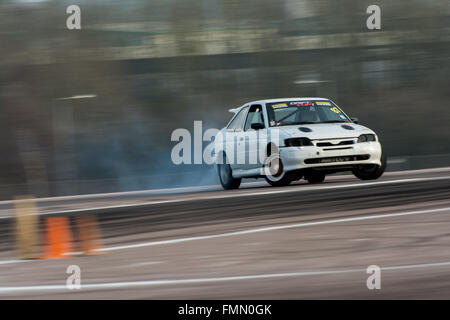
left=0, top=0, right=449, bottom=198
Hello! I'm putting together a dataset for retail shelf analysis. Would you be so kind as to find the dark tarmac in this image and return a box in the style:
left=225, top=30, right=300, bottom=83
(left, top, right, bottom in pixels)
left=0, top=168, right=450, bottom=299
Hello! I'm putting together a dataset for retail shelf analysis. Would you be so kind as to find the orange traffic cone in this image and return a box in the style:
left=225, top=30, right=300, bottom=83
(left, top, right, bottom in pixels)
left=75, top=215, right=102, bottom=255
left=42, top=217, right=73, bottom=259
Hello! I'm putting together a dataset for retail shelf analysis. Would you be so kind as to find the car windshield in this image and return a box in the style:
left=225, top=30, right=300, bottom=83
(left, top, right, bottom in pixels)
left=266, top=100, right=350, bottom=127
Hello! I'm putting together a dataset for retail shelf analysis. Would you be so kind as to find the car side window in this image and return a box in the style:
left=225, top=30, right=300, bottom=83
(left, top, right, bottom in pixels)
left=227, top=106, right=249, bottom=131
left=244, top=105, right=264, bottom=131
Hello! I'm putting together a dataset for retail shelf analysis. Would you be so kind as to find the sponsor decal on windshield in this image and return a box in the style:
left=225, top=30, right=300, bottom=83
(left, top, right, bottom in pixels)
left=289, top=101, right=313, bottom=107
left=315, top=101, right=332, bottom=106
left=272, top=103, right=288, bottom=109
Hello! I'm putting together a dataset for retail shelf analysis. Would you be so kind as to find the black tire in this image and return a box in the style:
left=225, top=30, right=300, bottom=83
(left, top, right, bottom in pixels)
left=352, top=153, right=387, bottom=180
left=265, top=172, right=295, bottom=187
left=291, top=171, right=304, bottom=181
left=263, top=151, right=294, bottom=187
left=305, top=171, right=326, bottom=184
left=217, top=154, right=241, bottom=190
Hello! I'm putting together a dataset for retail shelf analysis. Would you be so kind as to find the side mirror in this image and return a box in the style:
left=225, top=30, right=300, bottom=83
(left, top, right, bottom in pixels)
left=351, top=117, right=359, bottom=124
left=251, top=122, right=265, bottom=130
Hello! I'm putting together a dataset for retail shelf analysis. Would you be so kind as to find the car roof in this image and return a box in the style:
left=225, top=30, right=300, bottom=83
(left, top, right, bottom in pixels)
left=229, top=97, right=331, bottom=113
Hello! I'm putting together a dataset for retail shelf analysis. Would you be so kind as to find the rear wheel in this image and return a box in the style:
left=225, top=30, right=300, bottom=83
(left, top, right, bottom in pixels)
left=305, top=171, right=326, bottom=184
left=217, top=154, right=241, bottom=190
left=352, top=153, right=387, bottom=180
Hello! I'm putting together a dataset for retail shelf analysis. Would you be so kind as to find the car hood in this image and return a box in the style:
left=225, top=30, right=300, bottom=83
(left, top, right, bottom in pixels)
left=276, top=123, right=375, bottom=140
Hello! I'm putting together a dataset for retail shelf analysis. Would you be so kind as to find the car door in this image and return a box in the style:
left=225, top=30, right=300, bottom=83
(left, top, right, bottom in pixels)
left=242, top=104, right=265, bottom=170
left=225, top=106, right=249, bottom=170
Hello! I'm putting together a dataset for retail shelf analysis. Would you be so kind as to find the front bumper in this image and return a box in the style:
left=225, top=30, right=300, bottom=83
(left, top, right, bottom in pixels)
left=280, top=141, right=382, bottom=172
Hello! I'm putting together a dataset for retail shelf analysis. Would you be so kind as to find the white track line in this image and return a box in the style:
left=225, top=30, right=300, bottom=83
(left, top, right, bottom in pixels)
left=1, top=175, right=450, bottom=220
left=0, top=206, right=448, bottom=266
left=2, top=260, right=450, bottom=295
left=0, top=260, right=30, bottom=266
left=99, top=206, right=450, bottom=252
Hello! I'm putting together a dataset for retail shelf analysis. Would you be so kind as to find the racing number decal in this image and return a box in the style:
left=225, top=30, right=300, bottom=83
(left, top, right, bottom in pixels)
left=330, top=107, right=341, bottom=114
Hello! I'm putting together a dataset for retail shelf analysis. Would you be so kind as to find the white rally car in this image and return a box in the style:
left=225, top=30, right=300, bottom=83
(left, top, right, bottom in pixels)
left=214, top=98, right=386, bottom=190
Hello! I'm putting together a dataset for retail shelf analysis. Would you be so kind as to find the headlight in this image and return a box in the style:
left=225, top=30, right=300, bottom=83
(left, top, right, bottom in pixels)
left=284, top=137, right=313, bottom=147
left=357, top=134, right=376, bottom=143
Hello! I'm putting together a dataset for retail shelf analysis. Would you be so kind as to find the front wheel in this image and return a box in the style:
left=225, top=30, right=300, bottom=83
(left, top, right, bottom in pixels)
left=352, top=153, right=387, bottom=180
left=263, top=153, right=294, bottom=187
left=265, top=173, right=295, bottom=187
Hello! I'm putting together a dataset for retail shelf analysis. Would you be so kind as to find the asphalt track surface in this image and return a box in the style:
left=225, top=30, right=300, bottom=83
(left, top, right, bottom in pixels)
left=0, top=167, right=450, bottom=299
